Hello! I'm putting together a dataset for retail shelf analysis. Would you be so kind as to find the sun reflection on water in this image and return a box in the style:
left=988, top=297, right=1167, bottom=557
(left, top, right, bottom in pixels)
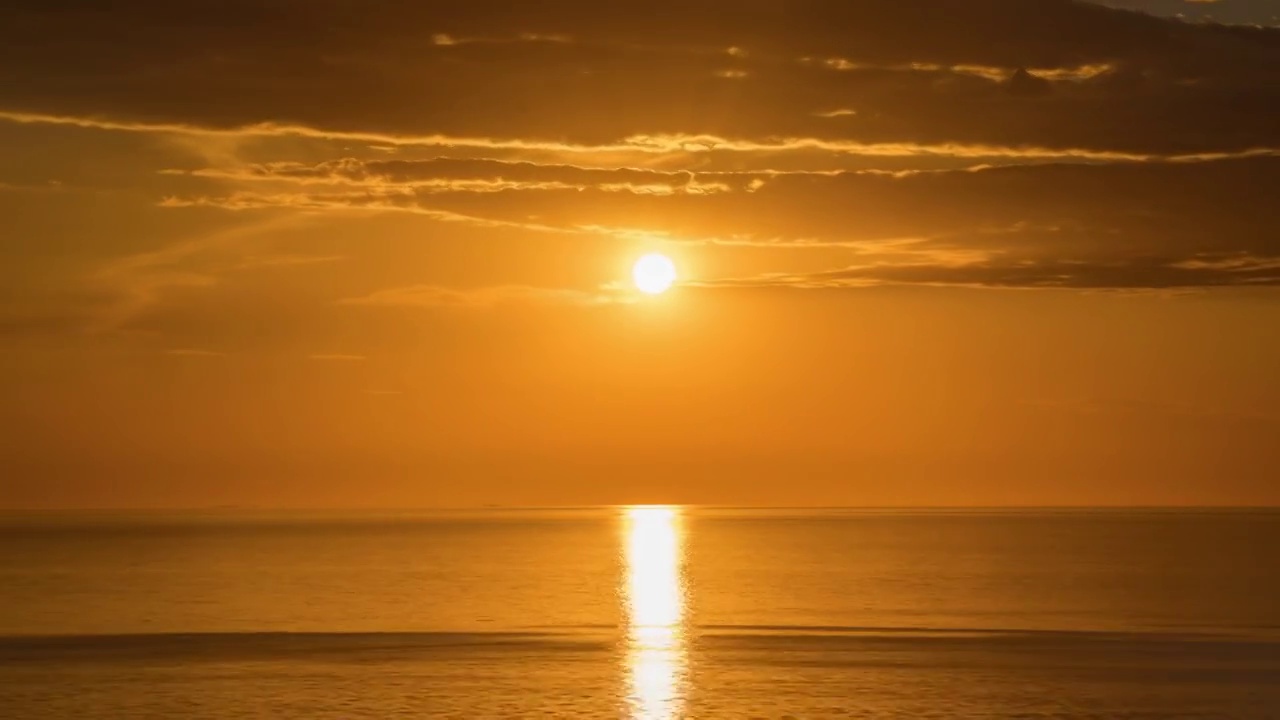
left=623, top=506, right=687, bottom=720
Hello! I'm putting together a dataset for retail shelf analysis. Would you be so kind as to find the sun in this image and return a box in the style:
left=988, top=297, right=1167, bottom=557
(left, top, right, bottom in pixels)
left=632, top=253, right=677, bottom=295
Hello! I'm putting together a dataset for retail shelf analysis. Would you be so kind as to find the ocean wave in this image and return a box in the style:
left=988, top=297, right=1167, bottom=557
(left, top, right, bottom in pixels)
left=0, top=631, right=608, bottom=665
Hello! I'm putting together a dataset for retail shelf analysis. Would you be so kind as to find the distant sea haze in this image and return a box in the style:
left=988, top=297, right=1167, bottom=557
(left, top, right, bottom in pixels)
left=2, top=508, right=1278, bottom=718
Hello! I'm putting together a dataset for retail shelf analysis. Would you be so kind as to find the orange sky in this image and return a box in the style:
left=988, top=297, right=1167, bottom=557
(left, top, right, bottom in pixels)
left=2, top=1, right=1279, bottom=508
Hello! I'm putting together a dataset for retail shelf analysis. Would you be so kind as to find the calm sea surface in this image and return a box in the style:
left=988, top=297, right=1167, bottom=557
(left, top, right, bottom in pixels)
left=1, top=508, right=1278, bottom=718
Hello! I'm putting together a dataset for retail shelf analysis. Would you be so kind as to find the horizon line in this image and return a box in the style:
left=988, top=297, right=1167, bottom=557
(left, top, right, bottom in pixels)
left=3, top=504, right=1279, bottom=513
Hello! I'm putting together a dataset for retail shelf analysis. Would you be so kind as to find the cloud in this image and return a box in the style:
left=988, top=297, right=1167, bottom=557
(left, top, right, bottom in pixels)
left=1096, top=0, right=1277, bottom=26
left=308, top=353, right=366, bottom=361
left=149, top=154, right=1280, bottom=290
left=2, top=0, right=1279, bottom=157
left=696, top=256, right=1280, bottom=291
left=235, top=254, right=345, bottom=270
left=88, top=215, right=315, bottom=332
left=0, top=180, right=64, bottom=193
left=339, top=284, right=637, bottom=308
left=164, top=348, right=226, bottom=357
left=162, top=158, right=738, bottom=195
left=3, top=0, right=1280, bottom=334
left=156, top=191, right=571, bottom=239
left=14, top=109, right=1261, bottom=165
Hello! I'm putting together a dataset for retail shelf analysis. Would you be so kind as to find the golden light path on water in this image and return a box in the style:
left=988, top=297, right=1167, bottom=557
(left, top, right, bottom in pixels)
left=623, top=506, right=688, bottom=720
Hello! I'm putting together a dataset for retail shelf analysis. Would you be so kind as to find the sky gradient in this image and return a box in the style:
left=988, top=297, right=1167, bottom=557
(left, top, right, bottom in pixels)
left=2, top=0, right=1279, bottom=508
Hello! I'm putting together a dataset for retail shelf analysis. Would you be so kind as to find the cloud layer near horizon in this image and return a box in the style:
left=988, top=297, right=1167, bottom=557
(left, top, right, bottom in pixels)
left=3, top=0, right=1278, bottom=314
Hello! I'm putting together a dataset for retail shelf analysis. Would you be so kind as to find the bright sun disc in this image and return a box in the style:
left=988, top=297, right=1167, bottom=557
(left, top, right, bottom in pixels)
left=632, top=254, right=677, bottom=295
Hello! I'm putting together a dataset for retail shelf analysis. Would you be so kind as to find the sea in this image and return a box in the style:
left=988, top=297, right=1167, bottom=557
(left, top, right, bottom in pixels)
left=1, top=508, right=1278, bottom=719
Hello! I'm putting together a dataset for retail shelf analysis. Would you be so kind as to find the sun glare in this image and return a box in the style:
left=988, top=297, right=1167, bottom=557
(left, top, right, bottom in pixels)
left=623, top=506, right=687, bottom=720
left=632, top=254, right=677, bottom=295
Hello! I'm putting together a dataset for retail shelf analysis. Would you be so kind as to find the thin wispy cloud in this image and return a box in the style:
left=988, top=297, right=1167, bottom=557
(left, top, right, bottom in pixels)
left=339, top=284, right=637, bottom=309
left=308, top=353, right=367, bottom=362
left=164, top=348, right=227, bottom=357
